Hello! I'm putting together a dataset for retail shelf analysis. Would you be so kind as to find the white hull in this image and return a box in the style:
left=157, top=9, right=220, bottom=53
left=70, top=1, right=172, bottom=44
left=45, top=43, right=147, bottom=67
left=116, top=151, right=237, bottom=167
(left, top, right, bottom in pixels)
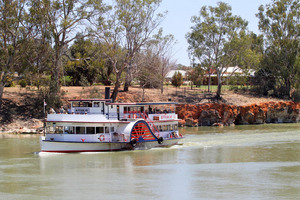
left=40, top=136, right=182, bottom=153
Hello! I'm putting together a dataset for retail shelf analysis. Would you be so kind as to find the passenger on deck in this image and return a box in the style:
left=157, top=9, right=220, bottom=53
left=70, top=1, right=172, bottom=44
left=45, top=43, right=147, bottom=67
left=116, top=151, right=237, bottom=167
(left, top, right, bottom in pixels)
left=60, top=106, right=65, bottom=114
left=149, top=106, right=152, bottom=114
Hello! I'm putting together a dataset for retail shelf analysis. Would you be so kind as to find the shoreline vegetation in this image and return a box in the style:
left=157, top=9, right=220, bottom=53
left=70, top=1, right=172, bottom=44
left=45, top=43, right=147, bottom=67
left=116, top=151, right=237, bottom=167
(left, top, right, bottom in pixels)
left=0, top=85, right=295, bottom=134
left=1, top=0, right=299, bottom=135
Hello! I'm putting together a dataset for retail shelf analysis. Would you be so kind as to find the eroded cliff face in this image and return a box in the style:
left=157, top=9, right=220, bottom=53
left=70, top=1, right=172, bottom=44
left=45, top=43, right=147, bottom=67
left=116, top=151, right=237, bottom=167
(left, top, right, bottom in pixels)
left=176, top=102, right=300, bottom=126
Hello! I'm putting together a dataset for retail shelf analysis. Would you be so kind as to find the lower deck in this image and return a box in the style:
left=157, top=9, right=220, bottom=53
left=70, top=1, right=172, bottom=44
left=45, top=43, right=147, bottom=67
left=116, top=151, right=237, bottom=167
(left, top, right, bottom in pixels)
left=40, top=136, right=182, bottom=153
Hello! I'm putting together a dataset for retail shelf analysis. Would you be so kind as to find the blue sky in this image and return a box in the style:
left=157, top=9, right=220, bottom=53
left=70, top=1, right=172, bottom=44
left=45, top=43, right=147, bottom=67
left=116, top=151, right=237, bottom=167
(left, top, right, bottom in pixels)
left=159, top=0, right=272, bottom=66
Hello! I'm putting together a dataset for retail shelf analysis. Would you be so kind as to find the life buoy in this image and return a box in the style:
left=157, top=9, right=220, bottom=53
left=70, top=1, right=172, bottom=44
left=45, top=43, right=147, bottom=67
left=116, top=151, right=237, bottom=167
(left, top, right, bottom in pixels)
left=158, top=137, right=163, bottom=144
left=130, top=138, right=137, bottom=147
left=99, top=135, right=105, bottom=141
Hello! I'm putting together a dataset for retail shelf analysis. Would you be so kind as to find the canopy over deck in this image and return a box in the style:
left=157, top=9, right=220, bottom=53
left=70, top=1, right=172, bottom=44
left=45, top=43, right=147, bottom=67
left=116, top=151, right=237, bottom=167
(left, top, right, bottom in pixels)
left=106, top=102, right=178, bottom=106
left=68, top=99, right=112, bottom=102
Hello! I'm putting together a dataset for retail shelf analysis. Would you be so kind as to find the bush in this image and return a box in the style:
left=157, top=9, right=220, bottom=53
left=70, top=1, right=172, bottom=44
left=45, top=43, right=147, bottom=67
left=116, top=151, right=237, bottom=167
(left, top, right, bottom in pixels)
left=171, top=72, right=183, bottom=88
left=19, top=80, right=27, bottom=88
left=62, top=76, right=73, bottom=86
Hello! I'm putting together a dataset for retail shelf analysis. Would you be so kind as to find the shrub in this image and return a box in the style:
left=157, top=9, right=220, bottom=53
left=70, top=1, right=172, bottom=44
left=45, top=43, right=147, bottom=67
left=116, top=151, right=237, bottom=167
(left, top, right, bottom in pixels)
left=19, top=80, right=27, bottom=88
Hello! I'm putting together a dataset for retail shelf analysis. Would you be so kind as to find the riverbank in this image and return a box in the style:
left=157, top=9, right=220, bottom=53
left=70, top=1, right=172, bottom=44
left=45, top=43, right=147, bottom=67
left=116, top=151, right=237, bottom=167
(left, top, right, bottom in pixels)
left=0, top=85, right=293, bottom=133
left=0, top=118, right=43, bottom=134
left=177, top=101, right=300, bottom=127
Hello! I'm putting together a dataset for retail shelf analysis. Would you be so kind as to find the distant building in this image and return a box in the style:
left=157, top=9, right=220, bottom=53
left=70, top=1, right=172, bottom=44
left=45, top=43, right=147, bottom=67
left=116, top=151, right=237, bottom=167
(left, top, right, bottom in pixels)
left=165, top=70, right=187, bottom=83
left=203, top=66, right=255, bottom=85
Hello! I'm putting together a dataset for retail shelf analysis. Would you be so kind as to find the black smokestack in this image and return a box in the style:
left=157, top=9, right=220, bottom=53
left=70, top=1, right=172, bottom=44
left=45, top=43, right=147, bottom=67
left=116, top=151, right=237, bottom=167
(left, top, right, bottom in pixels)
left=105, top=87, right=110, bottom=99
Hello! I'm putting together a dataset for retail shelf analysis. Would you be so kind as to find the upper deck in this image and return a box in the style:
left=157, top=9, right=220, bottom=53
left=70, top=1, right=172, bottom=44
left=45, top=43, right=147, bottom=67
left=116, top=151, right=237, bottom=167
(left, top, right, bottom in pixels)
left=47, top=99, right=179, bottom=123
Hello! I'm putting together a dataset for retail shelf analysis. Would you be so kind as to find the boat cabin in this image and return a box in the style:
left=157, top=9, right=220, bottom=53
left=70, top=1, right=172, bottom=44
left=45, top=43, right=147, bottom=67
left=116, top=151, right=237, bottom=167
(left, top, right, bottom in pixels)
left=46, top=99, right=178, bottom=140
left=69, top=99, right=111, bottom=114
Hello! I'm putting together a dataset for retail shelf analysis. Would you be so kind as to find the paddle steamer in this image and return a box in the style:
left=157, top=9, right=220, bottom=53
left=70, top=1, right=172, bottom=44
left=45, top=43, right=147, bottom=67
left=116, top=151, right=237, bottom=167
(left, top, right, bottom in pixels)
left=40, top=93, right=183, bottom=153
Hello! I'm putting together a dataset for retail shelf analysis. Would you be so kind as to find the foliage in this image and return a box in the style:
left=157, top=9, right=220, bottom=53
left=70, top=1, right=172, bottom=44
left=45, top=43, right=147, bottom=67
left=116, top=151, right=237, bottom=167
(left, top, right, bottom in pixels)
left=186, top=2, right=260, bottom=98
left=188, top=65, right=204, bottom=88
left=19, top=80, right=27, bottom=88
left=0, top=0, right=37, bottom=108
left=136, top=30, right=176, bottom=93
left=91, top=0, right=167, bottom=101
left=116, top=0, right=167, bottom=92
left=29, top=0, right=101, bottom=107
left=65, top=37, right=105, bottom=86
left=171, top=72, right=183, bottom=88
left=256, top=0, right=300, bottom=99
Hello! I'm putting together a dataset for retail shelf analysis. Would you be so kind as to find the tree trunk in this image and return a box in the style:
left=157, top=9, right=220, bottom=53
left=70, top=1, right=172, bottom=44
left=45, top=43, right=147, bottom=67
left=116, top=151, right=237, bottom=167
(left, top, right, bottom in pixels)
left=285, top=79, right=291, bottom=99
left=160, top=79, right=164, bottom=94
left=123, top=66, right=131, bottom=92
left=124, top=79, right=130, bottom=92
left=208, top=73, right=211, bottom=93
left=0, top=82, right=4, bottom=109
left=111, top=72, right=122, bottom=102
left=50, top=48, right=63, bottom=95
left=216, top=72, right=222, bottom=98
left=142, top=87, right=145, bottom=102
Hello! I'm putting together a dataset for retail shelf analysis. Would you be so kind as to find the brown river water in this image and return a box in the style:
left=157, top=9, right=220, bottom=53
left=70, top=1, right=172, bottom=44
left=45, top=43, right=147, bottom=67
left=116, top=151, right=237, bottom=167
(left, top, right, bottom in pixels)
left=0, top=124, right=299, bottom=200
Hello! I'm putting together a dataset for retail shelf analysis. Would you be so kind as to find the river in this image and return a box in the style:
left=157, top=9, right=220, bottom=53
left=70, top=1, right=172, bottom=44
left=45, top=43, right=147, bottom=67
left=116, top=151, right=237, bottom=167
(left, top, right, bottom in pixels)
left=0, top=124, right=299, bottom=200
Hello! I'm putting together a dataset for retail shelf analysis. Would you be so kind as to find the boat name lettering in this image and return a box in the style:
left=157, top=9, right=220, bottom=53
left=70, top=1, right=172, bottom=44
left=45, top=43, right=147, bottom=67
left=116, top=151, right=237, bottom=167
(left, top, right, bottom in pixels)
left=160, top=115, right=175, bottom=120
left=75, top=108, right=89, bottom=112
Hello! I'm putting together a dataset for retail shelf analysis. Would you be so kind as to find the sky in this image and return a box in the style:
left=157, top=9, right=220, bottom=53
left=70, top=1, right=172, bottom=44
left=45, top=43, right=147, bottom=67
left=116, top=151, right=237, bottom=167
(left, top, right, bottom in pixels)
left=158, top=0, right=272, bottom=66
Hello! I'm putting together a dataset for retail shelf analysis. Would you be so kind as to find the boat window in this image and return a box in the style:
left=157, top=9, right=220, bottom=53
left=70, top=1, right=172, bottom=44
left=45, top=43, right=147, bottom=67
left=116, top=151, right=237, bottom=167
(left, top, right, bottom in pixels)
left=94, top=102, right=100, bottom=107
left=105, top=127, right=109, bottom=133
left=46, top=126, right=55, bottom=133
left=64, top=126, right=70, bottom=134
left=87, top=127, right=95, bottom=134
left=96, top=127, right=104, bottom=134
left=173, top=124, right=178, bottom=130
left=82, top=102, right=92, bottom=107
left=110, top=127, right=114, bottom=132
left=163, top=125, right=168, bottom=131
left=55, top=126, right=64, bottom=134
left=76, top=127, right=85, bottom=134
left=72, top=102, right=80, bottom=107
left=157, top=125, right=162, bottom=131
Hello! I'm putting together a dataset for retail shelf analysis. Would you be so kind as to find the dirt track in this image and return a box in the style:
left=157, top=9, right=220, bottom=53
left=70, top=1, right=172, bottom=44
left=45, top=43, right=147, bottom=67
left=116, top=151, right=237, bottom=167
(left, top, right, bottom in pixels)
left=3, top=85, right=288, bottom=107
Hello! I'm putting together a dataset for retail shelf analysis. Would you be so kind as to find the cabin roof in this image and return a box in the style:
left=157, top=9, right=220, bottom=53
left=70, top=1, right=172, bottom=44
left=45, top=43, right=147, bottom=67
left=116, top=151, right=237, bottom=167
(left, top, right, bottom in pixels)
left=106, top=102, right=178, bottom=106
left=68, top=99, right=111, bottom=102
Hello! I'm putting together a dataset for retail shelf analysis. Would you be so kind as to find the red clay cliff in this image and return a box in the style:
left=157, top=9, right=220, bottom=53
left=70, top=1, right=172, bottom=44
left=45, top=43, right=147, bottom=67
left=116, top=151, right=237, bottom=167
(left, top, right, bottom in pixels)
left=176, top=102, right=300, bottom=126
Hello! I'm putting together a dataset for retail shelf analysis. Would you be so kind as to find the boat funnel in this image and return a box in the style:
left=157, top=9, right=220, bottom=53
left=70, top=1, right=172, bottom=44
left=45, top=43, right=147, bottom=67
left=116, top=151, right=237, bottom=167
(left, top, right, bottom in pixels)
left=105, top=87, right=110, bottom=99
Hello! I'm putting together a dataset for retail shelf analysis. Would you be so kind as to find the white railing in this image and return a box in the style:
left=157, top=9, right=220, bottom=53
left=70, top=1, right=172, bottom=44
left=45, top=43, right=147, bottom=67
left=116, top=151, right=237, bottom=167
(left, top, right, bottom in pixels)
left=47, top=113, right=108, bottom=122
left=47, top=112, right=178, bottom=122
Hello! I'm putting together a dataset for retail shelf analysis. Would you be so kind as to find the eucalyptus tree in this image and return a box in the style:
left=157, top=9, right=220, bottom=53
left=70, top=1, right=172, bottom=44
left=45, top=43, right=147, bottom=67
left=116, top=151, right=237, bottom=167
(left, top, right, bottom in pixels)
left=92, top=0, right=166, bottom=101
left=186, top=2, right=252, bottom=98
left=136, top=49, right=161, bottom=101
left=257, top=0, right=300, bottom=99
left=29, top=0, right=102, bottom=106
left=0, top=0, right=36, bottom=109
left=119, top=0, right=167, bottom=92
left=139, top=31, right=176, bottom=94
